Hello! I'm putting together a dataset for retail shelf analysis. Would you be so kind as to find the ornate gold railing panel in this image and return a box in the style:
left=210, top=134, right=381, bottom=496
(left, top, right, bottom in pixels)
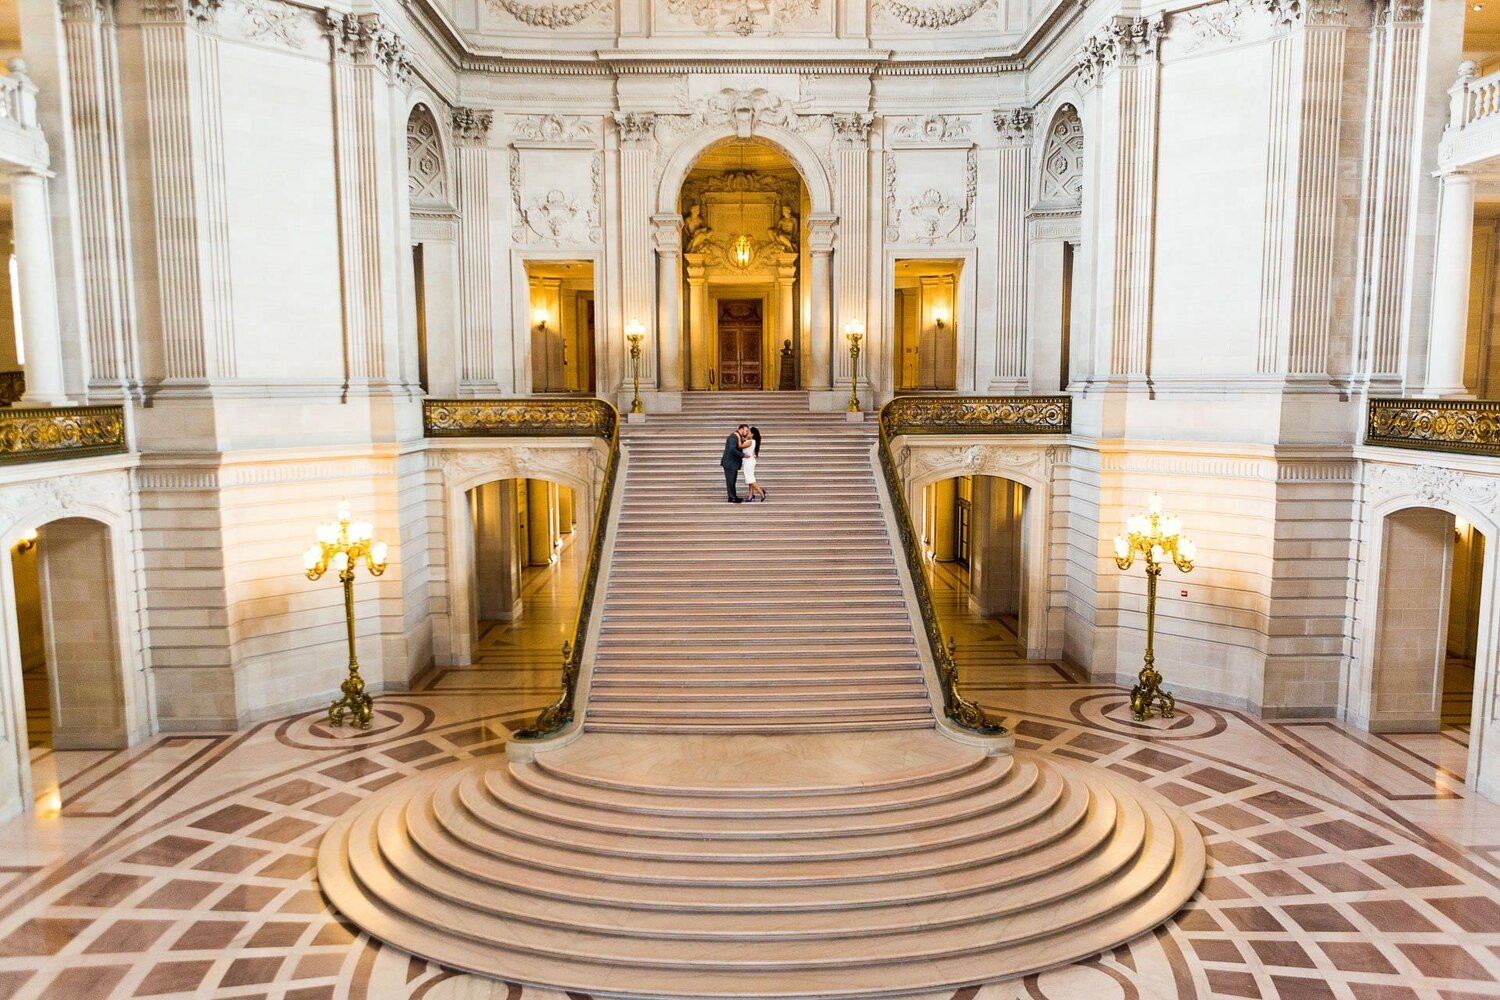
left=1366, top=397, right=1500, bottom=456
left=423, top=398, right=619, bottom=740
left=877, top=395, right=1071, bottom=736
left=0, top=405, right=127, bottom=464
left=881, top=394, right=1071, bottom=439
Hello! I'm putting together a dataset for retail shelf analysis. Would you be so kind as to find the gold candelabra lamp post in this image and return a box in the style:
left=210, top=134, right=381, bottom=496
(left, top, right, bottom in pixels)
left=1112, top=493, right=1196, bottom=721
left=303, top=502, right=388, bottom=730
left=625, top=319, right=645, bottom=414
left=845, top=319, right=864, bottom=413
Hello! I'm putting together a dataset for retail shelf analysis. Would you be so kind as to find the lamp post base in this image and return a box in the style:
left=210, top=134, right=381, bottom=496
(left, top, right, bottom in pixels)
left=329, top=667, right=373, bottom=729
left=1129, top=662, right=1175, bottom=721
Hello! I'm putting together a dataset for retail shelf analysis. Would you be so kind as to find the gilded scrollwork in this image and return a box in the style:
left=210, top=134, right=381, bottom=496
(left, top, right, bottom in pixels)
left=1366, top=398, right=1500, bottom=457
left=0, top=406, right=129, bottom=465
left=880, top=395, right=1072, bottom=438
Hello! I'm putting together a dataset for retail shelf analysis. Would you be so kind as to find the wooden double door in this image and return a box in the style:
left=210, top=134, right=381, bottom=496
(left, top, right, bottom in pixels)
left=717, top=299, right=763, bottom=390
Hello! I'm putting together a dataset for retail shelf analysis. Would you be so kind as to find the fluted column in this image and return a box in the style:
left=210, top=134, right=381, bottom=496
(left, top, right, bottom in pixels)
left=58, top=1, right=139, bottom=399
left=451, top=107, right=496, bottom=391
left=10, top=171, right=67, bottom=405
left=1355, top=0, right=1427, bottom=385
left=1078, top=14, right=1165, bottom=380
left=614, top=113, right=657, bottom=394
left=807, top=214, right=837, bottom=390
left=1428, top=170, right=1476, bottom=397
left=992, top=109, right=1033, bottom=390
left=1253, top=0, right=1350, bottom=377
left=832, top=115, right=871, bottom=392
left=324, top=10, right=408, bottom=388
left=652, top=214, right=683, bottom=393
left=132, top=0, right=234, bottom=383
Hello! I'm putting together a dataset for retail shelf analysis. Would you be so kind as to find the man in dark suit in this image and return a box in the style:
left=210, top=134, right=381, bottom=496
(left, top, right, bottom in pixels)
left=721, top=423, right=749, bottom=503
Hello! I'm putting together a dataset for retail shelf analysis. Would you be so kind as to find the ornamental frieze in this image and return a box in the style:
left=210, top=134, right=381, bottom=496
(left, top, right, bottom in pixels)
left=487, top=0, right=611, bottom=29
left=873, top=0, right=993, bottom=29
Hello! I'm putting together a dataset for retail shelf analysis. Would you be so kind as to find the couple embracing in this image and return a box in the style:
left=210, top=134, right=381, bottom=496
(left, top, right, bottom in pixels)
left=720, top=424, right=768, bottom=504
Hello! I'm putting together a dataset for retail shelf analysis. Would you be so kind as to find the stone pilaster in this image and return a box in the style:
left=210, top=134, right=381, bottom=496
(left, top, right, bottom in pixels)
left=992, top=108, right=1033, bottom=388
left=1254, top=0, right=1352, bottom=378
left=807, top=213, right=837, bottom=392
left=451, top=106, right=496, bottom=391
left=832, top=113, right=872, bottom=392
left=324, top=9, right=408, bottom=387
left=133, top=0, right=235, bottom=383
left=1354, top=0, right=1427, bottom=385
left=1078, top=14, right=1165, bottom=380
left=651, top=213, right=683, bottom=392
left=60, top=0, right=140, bottom=400
left=613, top=112, right=657, bottom=390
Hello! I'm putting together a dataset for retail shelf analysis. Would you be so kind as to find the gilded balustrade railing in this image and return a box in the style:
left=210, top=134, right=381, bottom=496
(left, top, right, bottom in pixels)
left=423, top=398, right=619, bottom=740
left=877, top=395, right=1071, bottom=735
left=1366, top=397, right=1500, bottom=457
left=0, top=405, right=127, bottom=464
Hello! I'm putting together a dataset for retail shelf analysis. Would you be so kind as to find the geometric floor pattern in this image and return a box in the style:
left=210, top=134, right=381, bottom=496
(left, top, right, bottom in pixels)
left=1, top=556, right=1498, bottom=998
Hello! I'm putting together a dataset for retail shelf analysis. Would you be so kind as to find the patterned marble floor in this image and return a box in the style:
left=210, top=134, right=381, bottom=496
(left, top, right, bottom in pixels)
left=1, top=554, right=1498, bottom=999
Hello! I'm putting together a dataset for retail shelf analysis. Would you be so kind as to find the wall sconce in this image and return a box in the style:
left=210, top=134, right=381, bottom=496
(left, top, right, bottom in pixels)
left=532, top=307, right=549, bottom=332
left=13, top=528, right=36, bottom=553
left=932, top=308, right=948, bottom=331
left=1456, top=517, right=1469, bottom=541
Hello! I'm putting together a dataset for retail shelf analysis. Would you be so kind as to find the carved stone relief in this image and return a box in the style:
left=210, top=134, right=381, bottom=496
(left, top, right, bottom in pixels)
left=1076, top=14, right=1166, bottom=87
left=885, top=146, right=977, bottom=246
left=660, top=0, right=821, bottom=35
left=232, top=0, right=313, bottom=47
left=1365, top=462, right=1500, bottom=518
left=511, top=114, right=597, bottom=144
left=1037, top=105, right=1083, bottom=207
left=407, top=104, right=448, bottom=206
left=890, top=115, right=972, bottom=143
left=486, top=0, right=611, bottom=28
left=873, top=0, right=994, bottom=30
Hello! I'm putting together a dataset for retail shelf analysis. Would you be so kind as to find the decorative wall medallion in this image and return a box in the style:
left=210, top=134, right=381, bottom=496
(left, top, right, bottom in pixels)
left=907, top=189, right=960, bottom=245
left=511, top=114, right=597, bottom=144
left=663, top=0, right=819, bottom=35
left=1038, top=105, right=1084, bottom=207
left=1181, top=0, right=1251, bottom=50
left=237, top=0, right=305, bottom=46
left=525, top=190, right=587, bottom=245
left=891, top=114, right=972, bottom=143
left=488, top=0, right=610, bottom=28
left=875, top=0, right=990, bottom=29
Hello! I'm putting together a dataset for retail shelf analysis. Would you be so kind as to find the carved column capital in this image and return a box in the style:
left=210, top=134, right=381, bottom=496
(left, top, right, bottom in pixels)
left=806, top=212, right=837, bottom=254
left=831, top=112, right=874, bottom=145
left=451, top=107, right=494, bottom=145
left=140, top=0, right=220, bottom=25
left=612, top=111, right=657, bottom=143
left=60, top=0, right=114, bottom=23
left=650, top=213, right=682, bottom=254
left=993, top=107, right=1035, bottom=145
left=323, top=8, right=409, bottom=77
left=1076, top=13, right=1166, bottom=87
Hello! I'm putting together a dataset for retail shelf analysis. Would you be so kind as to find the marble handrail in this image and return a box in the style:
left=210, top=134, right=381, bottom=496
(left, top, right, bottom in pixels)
left=0, top=405, right=127, bottom=464
left=423, top=397, right=619, bottom=739
left=1366, top=397, right=1500, bottom=456
left=875, top=394, right=1070, bottom=737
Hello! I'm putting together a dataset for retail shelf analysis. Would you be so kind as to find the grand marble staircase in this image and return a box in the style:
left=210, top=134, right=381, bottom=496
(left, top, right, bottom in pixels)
left=317, top=392, right=1207, bottom=998
left=589, top=392, right=933, bottom=733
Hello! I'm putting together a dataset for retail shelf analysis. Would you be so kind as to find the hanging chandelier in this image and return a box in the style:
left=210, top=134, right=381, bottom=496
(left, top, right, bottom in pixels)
left=732, top=234, right=754, bottom=268
left=731, top=140, right=754, bottom=269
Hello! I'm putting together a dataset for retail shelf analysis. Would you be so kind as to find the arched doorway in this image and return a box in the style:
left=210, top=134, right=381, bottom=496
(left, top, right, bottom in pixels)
left=676, top=138, right=810, bottom=392
left=1368, top=506, right=1489, bottom=782
left=5, top=517, right=131, bottom=814
left=463, top=478, right=582, bottom=677
left=919, top=474, right=1031, bottom=661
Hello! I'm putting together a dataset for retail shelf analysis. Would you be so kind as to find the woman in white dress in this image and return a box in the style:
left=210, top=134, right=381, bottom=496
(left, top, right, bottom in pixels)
left=742, top=426, right=768, bottom=502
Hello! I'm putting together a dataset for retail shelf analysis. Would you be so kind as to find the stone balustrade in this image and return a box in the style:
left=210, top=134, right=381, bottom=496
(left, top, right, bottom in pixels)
left=1440, top=62, right=1500, bottom=170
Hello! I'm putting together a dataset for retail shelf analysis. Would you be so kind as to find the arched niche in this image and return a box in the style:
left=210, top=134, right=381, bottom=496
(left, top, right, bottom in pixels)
left=656, top=124, right=834, bottom=216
